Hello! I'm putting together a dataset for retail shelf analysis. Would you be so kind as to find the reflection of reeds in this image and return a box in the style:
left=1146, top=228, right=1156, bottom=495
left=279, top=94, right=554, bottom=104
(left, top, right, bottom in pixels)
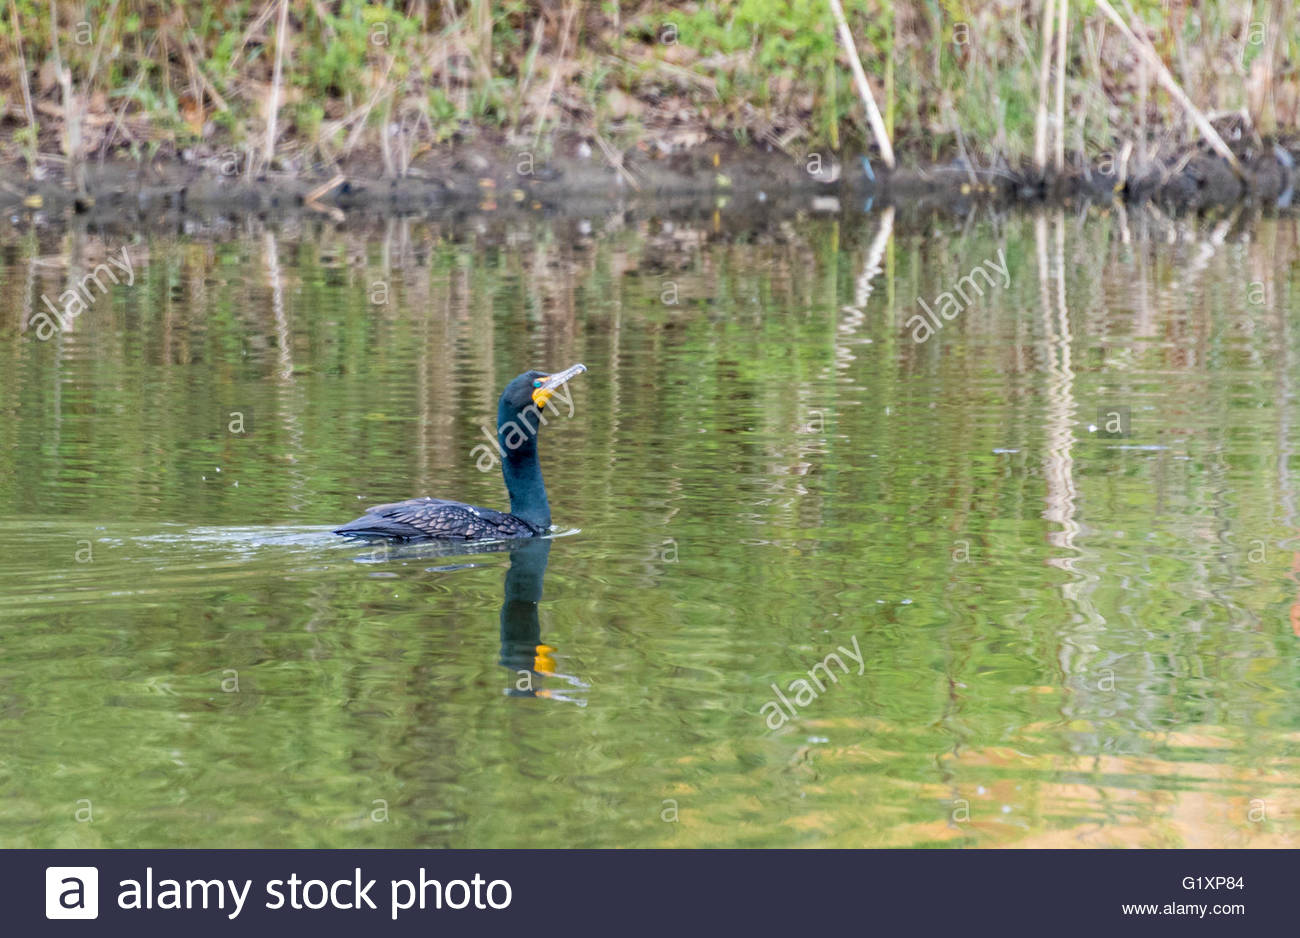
left=5, top=207, right=1297, bottom=523
left=1037, top=211, right=1078, bottom=570
left=833, top=206, right=893, bottom=377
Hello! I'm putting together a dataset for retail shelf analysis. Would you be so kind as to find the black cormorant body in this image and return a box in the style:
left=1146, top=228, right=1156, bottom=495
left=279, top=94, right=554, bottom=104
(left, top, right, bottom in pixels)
left=334, top=364, right=585, bottom=541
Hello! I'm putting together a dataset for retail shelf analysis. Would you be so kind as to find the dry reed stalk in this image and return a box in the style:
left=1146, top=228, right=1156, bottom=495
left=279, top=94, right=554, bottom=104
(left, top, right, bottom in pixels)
left=305, top=172, right=346, bottom=220
left=98, top=36, right=155, bottom=163
left=340, top=54, right=397, bottom=159
left=827, top=0, right=895, bottom=170
left=176, top=5, right=231, bottom=113
left=1034, top=0, right=1058, bottom=175
left=47, top=0, right=88, bottom=194
left=474, top=0, right=491, bottom=87
left=264, top=0, right=290, bottom=168
left=1054, top=0, right=1068, bottom=173
left=379, top=90, right=394, bottom=177
left=8, top=0, right=37, bottom=170
left=231, top=0, right=280, bottom=69
left=530, top=1, right=579, bottom=150
left=1093, top=0, right=1244, bottom=179
left=511, top=16, right=546, bottom=136
left=592, top=128, right=639, bottom=190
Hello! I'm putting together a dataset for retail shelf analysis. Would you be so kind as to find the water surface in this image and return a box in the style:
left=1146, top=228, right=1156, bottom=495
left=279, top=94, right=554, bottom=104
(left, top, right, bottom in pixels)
left=2, top=206, right=1299, bottom=847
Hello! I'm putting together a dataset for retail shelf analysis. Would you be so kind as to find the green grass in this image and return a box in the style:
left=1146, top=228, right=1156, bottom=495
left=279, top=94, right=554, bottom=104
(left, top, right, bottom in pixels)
left=0, top=1, right=1294, bottom=174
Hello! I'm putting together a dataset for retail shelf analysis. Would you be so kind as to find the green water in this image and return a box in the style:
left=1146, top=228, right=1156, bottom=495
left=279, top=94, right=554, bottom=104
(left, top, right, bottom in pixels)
left=2, top=207, right=1300, bottom=848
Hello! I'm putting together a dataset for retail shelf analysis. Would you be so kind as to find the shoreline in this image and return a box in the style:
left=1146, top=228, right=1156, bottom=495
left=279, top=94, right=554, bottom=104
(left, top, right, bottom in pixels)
left=2, top=133, right=1296, bottom=231
left=1, top=1, right=1294, bottom=232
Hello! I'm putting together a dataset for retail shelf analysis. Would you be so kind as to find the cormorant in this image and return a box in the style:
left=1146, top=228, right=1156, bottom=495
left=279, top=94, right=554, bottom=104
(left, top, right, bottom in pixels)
left=334, top=364, right=586, bottom=541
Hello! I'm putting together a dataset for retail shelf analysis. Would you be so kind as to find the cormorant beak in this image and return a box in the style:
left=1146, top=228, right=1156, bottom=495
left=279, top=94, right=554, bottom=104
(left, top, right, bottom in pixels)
left=532, top=363, right=587, bottom=409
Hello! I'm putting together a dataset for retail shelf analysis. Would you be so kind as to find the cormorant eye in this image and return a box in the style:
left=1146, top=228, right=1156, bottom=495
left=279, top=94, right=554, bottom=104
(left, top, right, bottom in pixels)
left=533, top=379, right=542, bottom=388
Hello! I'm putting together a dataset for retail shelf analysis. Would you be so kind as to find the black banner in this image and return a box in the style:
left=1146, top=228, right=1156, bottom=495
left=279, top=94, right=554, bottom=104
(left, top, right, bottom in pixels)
left=9, top=849, right=1284, bottom=934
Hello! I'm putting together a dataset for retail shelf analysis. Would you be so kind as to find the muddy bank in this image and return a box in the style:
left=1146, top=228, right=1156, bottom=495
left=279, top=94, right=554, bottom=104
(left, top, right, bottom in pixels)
left=1, top=132, right=1296, bottom=231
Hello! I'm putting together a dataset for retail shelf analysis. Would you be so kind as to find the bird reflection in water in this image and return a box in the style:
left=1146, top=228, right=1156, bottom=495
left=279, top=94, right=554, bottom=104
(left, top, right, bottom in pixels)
left=498, top=538, right=587, bottom=704
left=351, top=536, right=586, bottom=703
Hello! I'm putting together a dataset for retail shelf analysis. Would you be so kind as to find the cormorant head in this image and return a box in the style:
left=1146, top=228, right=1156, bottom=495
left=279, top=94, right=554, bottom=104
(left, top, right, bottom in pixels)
left=495, top=364, right=585, bottom=531
left=496, top=363, right=587, bottom=451
left=499, top=364, right=586, bottom=414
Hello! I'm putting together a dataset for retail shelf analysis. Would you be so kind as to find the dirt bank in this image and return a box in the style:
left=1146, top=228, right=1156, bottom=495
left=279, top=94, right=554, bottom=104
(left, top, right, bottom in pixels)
left=2, top=131, right=1296, bottom=232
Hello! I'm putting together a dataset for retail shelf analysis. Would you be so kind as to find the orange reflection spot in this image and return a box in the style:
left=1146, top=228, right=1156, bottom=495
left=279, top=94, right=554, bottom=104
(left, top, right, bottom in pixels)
left=533, top=644, right=557, bottom=675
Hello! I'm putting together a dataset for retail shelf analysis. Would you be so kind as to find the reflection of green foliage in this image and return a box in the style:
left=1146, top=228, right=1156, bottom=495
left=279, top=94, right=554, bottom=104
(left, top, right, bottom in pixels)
left=4, top=214, right=1300, bottom=846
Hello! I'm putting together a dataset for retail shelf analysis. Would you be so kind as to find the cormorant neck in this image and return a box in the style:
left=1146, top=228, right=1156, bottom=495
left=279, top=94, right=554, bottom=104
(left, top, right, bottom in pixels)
left=498, top=405, right=550, bottom=531
left=500, top=539, right=551, bottom=690
left=501, top=448, right=550, bottom=530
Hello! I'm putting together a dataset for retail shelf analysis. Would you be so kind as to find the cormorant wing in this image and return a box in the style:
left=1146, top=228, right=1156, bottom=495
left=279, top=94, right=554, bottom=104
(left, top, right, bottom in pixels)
left=336, top=497, right=538, bottom=540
